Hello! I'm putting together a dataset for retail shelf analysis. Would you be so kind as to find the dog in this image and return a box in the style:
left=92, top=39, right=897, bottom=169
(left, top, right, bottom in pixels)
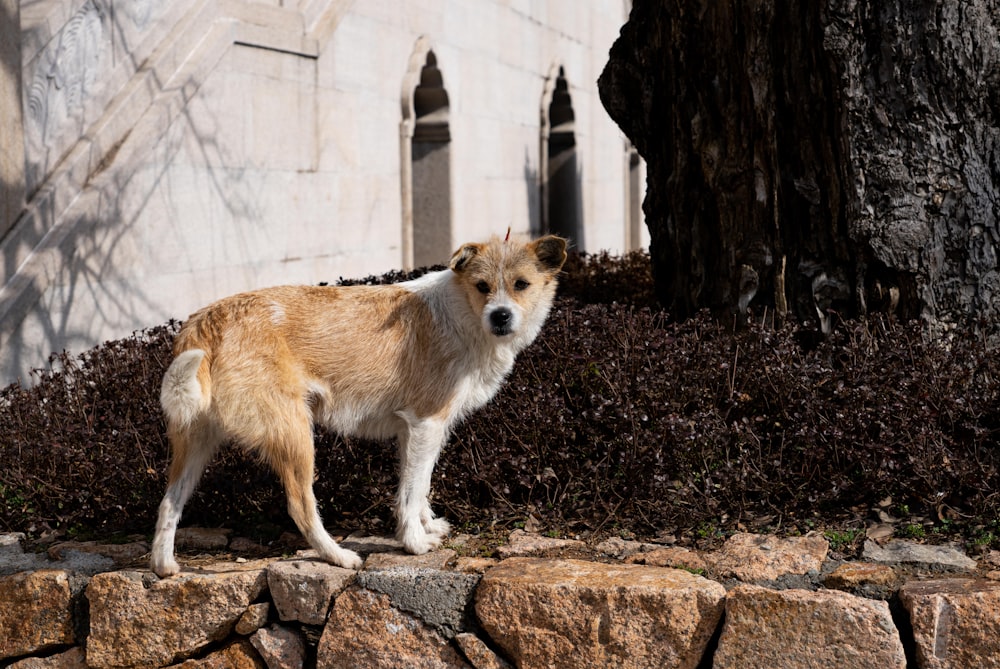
left=150, top=234, right=567, bottom=577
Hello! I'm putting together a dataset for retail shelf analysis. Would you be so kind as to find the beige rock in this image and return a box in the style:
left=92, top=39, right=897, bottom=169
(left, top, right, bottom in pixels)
left=86, top=568, right=267, bottom=668
left=454, top=633, right=512, bottom=669
left=823, top=562, right=899, bottom=590
left=863, top=540, right=976, bottom=570
left=364, top=548, right=456, bottom=571
left=708, top=532, right=828, bottom=581
left=900, top=578, right=1000, bottom=669
left=317, top=588, right=470, bottom=668
left=625, top=546, right=707, bottom=572
left=452, top=557, right=498, bottom=574
left=229, top=537, right=268, bottom=555
left=0, top=532, right=25, bottom=553
left=47, top=540, right=149, bottom=565
left=267, top=559, right=355, bottom=625
left=250, top=624, right=306, bottom=669
left=176, top=528, right=233, bottom=551
left=495, top=529, right=585, bottom=558
left=594, top=536, right=646, bottom=558
left=475, top=558, right=725, bottom=669
left=235, top=603, right=271, bottom=635
left=0, top=570, right=80, bottom=660
left=714, top=585, right=906, bottom=669
left=8, top=647, right=87, bottom=668
left=338, top=534, right=405, bottom=557
left=189, top=558, right=277, bottom=574
left=167, top=640, right=265, bottom=669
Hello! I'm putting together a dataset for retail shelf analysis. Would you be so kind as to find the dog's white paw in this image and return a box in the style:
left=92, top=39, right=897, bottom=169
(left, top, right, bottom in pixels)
left=151, top=555, right=181, bottom=578
left=325, top=547, right=363, bottom=570
left=422, top=516, right=451, bottom=539
left=399, top=526, right=442, bottom=555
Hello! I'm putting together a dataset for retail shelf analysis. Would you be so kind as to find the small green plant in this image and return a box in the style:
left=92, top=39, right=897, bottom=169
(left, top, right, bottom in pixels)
left=971, top=528, right=997, bottom=549
left=0, top=484, right=28, bottom=513
left=900, top=524, right=926, bottom=540
left=935, top=518, right=954, bottom=535
left=694, top=521, right=723, bottom=541
left=824, top=528, right=863, bottom=551
left=678, top=565, right=706, bottom=576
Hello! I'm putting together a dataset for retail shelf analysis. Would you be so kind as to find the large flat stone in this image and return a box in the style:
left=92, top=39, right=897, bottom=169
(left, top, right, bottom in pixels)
left=713, top=584, right=906, bottom=669
left=495, top=529, right=585, bottom=558
left=86, top=568, right=267, bottom=668
left=708, top=532, right=829, bottom=582
left=48, top=540, right=149, bottom=565
left=900, top=578, right=1000, bottom=668
left=0, top=570, right=83, bottom=660
left=863, top=540, right=976, bottom=570
left=317, top=588, right=470, bottom=668
left=0, top=536, right=112, bottom=576
left=475, top=558, right=725, bottom=669
left=175, top=528, right=232, bottom=551
left=364, top=548, right=456, bottom=571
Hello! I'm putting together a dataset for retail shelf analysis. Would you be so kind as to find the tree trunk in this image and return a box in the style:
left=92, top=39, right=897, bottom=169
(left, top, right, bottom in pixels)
left=599, top=0, right=1000, bottom=335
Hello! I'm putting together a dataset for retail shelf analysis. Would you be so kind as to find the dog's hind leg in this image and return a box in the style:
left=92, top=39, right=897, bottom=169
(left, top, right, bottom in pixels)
left=395, top=412, right=450, bottom=554
left=272, top=419, right=363, bottom=570
left=150, top=421, right=221, bottom=577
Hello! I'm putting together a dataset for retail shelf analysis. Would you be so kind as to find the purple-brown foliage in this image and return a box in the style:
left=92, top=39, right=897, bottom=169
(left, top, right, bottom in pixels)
left=1, top=252, right=998, bottom=547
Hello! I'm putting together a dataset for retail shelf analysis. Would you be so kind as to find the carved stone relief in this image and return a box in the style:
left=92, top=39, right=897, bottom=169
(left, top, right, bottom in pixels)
left=24, top=0, right=110, bottom=193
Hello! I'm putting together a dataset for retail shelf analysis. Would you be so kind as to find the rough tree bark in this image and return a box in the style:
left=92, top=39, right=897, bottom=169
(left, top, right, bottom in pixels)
left=599, top=0, right=1000, bottom=335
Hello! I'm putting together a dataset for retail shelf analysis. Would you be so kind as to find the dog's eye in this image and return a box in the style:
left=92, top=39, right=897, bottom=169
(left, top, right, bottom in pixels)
left=476, top=281, right=490, bottom=294
left=514, top=279, right=530, bottom=291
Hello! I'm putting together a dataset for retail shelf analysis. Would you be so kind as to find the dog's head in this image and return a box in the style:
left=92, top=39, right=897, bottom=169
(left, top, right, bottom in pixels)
left=449, top=234, right=567, bottom=342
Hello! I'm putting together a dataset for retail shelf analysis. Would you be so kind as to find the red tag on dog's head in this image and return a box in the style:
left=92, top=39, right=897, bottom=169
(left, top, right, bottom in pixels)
left=504, top=226, right=511, bottom=242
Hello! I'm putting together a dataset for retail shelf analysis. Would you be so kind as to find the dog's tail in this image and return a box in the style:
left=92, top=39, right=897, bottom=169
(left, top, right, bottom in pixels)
left=161, top=348, right=212, bottom=428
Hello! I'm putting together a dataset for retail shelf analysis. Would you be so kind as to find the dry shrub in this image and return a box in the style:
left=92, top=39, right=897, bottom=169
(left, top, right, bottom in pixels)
left=2, top=252, right=998, bottom=546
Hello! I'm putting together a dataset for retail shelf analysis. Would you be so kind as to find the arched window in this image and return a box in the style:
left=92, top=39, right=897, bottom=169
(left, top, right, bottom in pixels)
left=540, top=65, right=582, bottom=246
left=400, top=39, right=452, bottom=269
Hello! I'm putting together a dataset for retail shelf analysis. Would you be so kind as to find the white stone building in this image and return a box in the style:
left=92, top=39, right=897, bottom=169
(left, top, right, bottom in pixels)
left=0, top=0, right=646, bottom=385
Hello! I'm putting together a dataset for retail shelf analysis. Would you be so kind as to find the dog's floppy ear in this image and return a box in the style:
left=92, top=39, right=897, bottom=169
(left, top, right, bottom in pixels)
left=449, top=243, right=481, bottom=272
left=531, top=235, right=568, bottom=273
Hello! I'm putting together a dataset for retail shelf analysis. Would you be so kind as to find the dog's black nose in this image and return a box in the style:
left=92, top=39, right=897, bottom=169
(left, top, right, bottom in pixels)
left=490, top=308, right=513, bottom=335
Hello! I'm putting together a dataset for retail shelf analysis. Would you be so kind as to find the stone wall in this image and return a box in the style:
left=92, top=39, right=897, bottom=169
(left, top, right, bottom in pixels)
left=2, top=530, right=1000, bottom=668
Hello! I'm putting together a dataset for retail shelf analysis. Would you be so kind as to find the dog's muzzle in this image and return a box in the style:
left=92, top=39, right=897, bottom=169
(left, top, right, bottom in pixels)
left=489, top=308, right=514, bottom=336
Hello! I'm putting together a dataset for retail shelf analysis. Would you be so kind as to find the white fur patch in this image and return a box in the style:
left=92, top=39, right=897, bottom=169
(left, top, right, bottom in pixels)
left=270, top=302, right=285, bottom=325
left=160, top=349, right=207, bottom=427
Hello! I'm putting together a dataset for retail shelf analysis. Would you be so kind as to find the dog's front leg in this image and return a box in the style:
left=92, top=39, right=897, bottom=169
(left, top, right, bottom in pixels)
left=395, top=412, right=449, bottom=554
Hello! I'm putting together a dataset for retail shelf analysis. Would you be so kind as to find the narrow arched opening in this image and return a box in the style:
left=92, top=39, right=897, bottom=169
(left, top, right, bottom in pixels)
left=401, top=45, right=452, bottom=269
left=540, top=66, right=582, bottom=245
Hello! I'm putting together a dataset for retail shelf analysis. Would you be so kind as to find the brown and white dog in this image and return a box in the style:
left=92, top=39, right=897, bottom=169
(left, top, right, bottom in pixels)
left=150, top=234, right=567, bottom=577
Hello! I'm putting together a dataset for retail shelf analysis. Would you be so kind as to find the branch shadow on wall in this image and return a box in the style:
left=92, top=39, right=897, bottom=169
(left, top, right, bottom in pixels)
left=1, top=4, right=275, bottom=384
